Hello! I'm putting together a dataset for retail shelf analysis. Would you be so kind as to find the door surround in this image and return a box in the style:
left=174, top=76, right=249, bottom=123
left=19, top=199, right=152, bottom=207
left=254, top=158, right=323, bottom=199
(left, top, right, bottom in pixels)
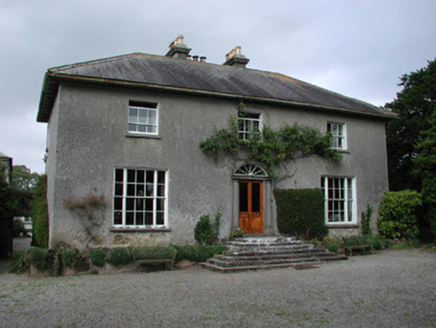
left=231, top=164, right=273, bottom=235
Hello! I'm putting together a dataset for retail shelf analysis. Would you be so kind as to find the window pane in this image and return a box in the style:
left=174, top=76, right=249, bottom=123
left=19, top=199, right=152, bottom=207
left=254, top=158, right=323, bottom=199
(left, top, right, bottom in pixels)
left=136, top=184, right=144, bottom=197
left=145, top=198, right=153, bottom=211
left=135, top=212, right=144, bottom=226
left=129, top=108, right=138, bottom=119
left=126, top=212, right=134, bottom=225
left=239, top=182, right=248, bottom=212
left=145, top=212, right=153, bottom=225
left=126, top=198, right=134, bottom=211
left=115, top=183, right=123, bottom=196
left=115, top=169, right=124, bottom=182
left=114, top=211, right=122, bottom=225
left=252, top=183, right=260, bottom=212
left=156, top=212, right=164, bottom=225
left=114, top=197, right=123, bottom=211
left=137, top=170, right=145, bottom=183
left=127, top=170, right=135, bottom=182
left=127, top=184, right=135, bottom=196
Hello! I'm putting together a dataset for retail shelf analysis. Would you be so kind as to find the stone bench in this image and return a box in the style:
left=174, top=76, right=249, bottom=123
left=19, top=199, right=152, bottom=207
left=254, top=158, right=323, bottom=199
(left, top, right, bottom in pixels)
left=136, top=258, right=174, bottom=272
left=344, top=245, right=372, bottom=256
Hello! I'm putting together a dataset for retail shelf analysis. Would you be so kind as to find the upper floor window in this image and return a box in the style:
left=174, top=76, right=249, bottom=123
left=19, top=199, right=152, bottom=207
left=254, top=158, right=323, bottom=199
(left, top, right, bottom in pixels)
left=327, top=122, right=347, bottom=150
left=128, top=101, right=158, bottom=135
left=238, top=112, right=262, bottom=140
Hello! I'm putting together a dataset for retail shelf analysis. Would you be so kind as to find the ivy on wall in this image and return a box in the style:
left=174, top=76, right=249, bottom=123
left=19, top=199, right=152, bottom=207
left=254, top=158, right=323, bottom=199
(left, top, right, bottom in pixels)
left=199, top=115, right=341, bottom=177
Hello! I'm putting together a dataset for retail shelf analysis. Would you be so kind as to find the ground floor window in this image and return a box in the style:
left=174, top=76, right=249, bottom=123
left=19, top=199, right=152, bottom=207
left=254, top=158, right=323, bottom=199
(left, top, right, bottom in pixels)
left=321, top=176, right=356, bottom=224
left=113, top=168, right=167, bottom=227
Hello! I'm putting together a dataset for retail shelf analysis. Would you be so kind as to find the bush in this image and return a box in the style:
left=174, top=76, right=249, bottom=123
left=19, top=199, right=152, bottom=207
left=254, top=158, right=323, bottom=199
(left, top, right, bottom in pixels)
left=31, top=175, right=49, bottom=248
left=194, top=215, right=218, bottom=245
left=172, top=245, right=225, bottom=263
left=274, top=189, right=327, bottom=240
left=377, top=190, right=422, bottom=239
left=106, top=247, right=132, bottom=266
left=361, top=205, right=373, bottom=236
left=13, top=218, right=25, bottom=237
left=61, top=249, right=76, bottom=267
left=26, top=247, right=48, bottom=271
left=10, top=251, right=27, bottom=273
left=90, top=248, right=106, bottom=267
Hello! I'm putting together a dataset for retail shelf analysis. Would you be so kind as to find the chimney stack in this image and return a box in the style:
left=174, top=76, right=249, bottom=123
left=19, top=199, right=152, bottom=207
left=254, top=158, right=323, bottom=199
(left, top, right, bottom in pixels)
left=166, top=35, right=192, bottom=59
left=223, top=46, right=249, bottom=68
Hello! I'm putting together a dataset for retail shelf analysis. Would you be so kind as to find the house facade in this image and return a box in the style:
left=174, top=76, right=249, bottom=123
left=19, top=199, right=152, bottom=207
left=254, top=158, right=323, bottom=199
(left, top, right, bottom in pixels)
left=37, top=36, right=394, bottom=249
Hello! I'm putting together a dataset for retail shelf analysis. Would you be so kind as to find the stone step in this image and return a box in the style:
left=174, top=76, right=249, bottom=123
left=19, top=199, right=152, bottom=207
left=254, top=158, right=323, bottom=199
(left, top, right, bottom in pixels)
left=200, top=261, right=323, bottom=273
left=201, top=237, right=347, bottom=273
left=223, top=244, right=315, bottom=255
left=215, top=250, right=337, bottom=262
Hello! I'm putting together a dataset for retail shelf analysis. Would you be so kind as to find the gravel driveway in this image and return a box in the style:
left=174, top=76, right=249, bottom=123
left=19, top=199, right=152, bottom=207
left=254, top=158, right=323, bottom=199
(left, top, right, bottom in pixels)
left=0, top=246, right=435, bottom=327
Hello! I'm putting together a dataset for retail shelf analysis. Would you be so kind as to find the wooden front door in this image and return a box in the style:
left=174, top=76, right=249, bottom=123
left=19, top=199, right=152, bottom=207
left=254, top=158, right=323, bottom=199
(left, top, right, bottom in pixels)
left=239, top=180, right=263, bottom=234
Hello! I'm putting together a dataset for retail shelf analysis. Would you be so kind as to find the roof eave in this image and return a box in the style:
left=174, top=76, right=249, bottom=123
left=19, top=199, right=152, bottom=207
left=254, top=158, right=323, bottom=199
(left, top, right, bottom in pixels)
left=36, top=73, right=397, bottom=123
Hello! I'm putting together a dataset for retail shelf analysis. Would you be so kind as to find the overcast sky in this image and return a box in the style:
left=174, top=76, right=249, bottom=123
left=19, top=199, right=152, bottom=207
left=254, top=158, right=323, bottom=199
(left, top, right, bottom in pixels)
left=1, top=0, right=435, bottom=174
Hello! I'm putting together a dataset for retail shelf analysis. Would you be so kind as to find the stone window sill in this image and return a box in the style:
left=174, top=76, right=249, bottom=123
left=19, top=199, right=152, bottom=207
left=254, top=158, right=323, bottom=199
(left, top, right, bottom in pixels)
left=326, top=224, right=359, bottom=229
left=126, top=133, right=161, bottom=140
left=110, top=227, right=171, bottom=233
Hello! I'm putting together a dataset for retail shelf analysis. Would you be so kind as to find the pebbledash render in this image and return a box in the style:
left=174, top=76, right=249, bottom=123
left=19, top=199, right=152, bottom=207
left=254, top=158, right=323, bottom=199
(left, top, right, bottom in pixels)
left=37, top=36, right=395, bottom=249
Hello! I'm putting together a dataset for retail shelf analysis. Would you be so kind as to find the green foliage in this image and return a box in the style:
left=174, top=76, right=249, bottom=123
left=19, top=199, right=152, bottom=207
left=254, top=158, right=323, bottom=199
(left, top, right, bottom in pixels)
left=377, top=190, right=422, bottom=239
left=31, top=175, right=49, bottom=248
left=386, top=59, right=436, bottom=192
left=11, top=165, right=39, bottom=192
left=172, top=244, right=225, bottom=263
left=274, top=188, right=327, bottom=240
left=200, top=117, right=341, bottom=177
left=322, top=238, right=339, bottom=253
left=90, top=248, right=106, bottom=267
left=413, top=110, right=436, bottom=237
left=53, top=250, right=62, bottom=276
left=13, top=218, right=25, bottom=237
left=61, top=249, right=76, bottom=267
left=0, top=174, right=18, bottom=220
left=26, top=247, right=48, bottom=271
left=361, top=205, right=373, bottom=236
left=132, top=246, right=176, bottom=261
left=10, top=251, right=27, bottom=273
left=106, top=247, right=133, bottom=266
left=194, top=213, right=220, bottom=245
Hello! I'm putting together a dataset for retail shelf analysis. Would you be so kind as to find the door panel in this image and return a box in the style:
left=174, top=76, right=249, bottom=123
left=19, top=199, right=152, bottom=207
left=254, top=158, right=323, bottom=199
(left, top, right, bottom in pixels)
left=239, top=180, right=263, bottom=234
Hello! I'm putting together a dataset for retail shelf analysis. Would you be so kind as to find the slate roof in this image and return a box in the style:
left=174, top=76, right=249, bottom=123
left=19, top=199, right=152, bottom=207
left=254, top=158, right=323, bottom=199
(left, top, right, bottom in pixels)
left=37, top=52, right=394, bottom=122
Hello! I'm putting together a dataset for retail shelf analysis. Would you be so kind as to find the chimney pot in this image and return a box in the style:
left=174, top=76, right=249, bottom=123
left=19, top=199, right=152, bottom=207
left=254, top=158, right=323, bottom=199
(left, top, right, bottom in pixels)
left=200, top=56, right=207, bottom=62
left=192, top=55, right=199, bottom=62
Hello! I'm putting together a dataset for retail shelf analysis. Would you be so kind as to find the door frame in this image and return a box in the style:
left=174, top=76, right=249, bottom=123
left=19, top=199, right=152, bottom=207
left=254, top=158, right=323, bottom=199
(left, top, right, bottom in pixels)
left=238, top=180, right=264, bottom=234
left=231, top=175, right=273, bottom=235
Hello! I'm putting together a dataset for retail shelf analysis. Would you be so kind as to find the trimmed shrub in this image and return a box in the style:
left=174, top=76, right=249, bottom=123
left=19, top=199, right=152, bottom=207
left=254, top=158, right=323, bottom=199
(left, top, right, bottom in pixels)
left=31, top=175, right=49, bottom=248
left=194, top=215, right=217, bottom=245
left=10, top=250, right=27, bottom=273
left=274, top=188, right=327, bottom=240
left=26, top=247, right=48, bottom=271
left=90, top=248, right=106, bottom=267
left=172, top=245, right=225, bottom=263
left=106, top=247, right=133, bottom=266
left=61, top=249, right=76, bottom=267
left=377, top=190, right=422, bottom=239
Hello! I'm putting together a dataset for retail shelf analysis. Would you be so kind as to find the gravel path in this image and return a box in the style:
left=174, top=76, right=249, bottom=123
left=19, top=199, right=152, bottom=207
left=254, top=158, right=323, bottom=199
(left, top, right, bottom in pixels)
left=0, top=246, right=435, bottom=327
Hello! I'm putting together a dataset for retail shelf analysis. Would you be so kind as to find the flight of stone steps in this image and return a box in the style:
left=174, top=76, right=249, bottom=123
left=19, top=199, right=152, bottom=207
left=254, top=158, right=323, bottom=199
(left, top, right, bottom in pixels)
left=201, top=237, right=347, bottom=273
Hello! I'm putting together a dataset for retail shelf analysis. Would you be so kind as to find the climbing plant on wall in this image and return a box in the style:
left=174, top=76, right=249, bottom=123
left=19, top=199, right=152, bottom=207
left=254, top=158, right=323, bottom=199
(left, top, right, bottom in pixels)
left=199, top=115, right=341, bottom=177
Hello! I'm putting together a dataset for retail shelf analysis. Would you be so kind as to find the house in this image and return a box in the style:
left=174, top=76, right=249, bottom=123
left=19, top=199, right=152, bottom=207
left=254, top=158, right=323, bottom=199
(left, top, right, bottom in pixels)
left=37, top=36, right=394, bottom=249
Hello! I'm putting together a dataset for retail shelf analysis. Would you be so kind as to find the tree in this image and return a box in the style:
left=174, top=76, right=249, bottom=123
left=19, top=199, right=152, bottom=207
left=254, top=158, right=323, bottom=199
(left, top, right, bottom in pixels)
left=413, top=110, right=436, bottom=236
left=12, top=165, right=39, bottom=192
left=385, top=59, right=436, bottom=192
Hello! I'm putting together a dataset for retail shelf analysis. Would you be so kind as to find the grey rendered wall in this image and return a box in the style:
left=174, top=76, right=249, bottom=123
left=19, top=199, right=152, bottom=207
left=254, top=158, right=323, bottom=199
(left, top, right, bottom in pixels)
left=46, top=83, right=388, bottom=249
